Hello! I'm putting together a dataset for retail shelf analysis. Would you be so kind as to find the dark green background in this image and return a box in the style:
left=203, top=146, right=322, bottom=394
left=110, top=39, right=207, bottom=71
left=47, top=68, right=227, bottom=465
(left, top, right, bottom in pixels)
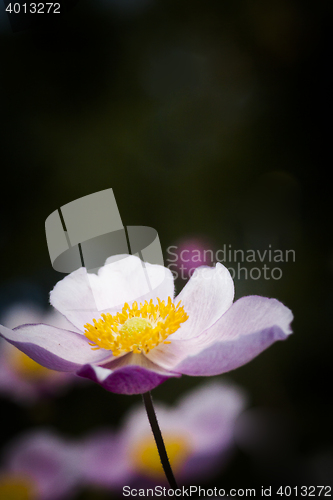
left=0, top=0, right=332, bottom=497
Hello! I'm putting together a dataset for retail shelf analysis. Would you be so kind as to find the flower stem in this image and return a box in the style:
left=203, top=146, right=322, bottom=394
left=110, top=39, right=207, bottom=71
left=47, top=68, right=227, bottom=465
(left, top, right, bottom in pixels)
left=142, top=391, right=178, bottom=489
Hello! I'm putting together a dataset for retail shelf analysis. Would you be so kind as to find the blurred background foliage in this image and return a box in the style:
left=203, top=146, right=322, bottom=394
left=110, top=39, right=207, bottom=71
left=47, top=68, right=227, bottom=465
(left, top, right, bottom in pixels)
left=0, top=0, right=332, bottom=497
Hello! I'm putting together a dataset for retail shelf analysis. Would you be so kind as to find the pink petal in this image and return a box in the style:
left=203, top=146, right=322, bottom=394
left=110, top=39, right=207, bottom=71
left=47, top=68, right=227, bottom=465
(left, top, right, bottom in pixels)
left=0, top=338, right=75, bottom=403
left=50, top=255, right=174, bottom=332
left=170, top=263, right=234, bottom=340
left=77, top=362, right=180, bottom=395
left=0, top=324, right=112, bottom=371
left=79, top=431, right=131, bottom=488
left=176, top=296, right=293, bottom=375
left=146, top=296, right=293, bottom=375
left=176, top=381, right=247, bottom=453
left=5, top=430, right=81, bottom=500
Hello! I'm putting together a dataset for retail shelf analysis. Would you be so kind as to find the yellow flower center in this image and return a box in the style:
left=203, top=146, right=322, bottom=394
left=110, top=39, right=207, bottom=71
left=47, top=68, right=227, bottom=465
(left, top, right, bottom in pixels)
left=131, top=434, right=191, bottom=478
left=84, top=297, right=188, bottom=356
left=0, top=474, right=36, bottom=500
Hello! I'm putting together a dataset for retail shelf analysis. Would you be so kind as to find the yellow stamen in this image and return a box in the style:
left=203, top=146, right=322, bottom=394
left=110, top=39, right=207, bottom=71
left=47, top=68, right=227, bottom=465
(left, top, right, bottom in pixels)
left=84, top=297, right=188, bottom=356
left=131, top=434, right=191, bottom=477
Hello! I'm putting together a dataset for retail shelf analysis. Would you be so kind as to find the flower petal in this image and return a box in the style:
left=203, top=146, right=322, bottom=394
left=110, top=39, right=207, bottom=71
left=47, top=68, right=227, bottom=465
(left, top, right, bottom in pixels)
left=79, top=431, right=131, bottom=488
left=170, top=263, right=234, bottom=340
left=50, top=255, right=174, bottom=332
left=175, top=296, right=293, bottom=375
left=176, top=381, right=247, bottom=453
left=5, top=430, right=81, bottom=500
left=0, top=324, right=112, bottom=371
left=146, top=296, right=293, bottom=375
left=0, top=303, right=81, bottom=333
left=115, top=380, right=247, bottom=483
left=77, top=361, right=180, bottom=395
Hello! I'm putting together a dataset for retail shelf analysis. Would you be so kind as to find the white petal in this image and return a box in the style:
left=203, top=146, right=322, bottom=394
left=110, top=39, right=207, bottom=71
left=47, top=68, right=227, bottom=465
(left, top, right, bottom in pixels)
left=89, top=254, right=175, bottom=310
left=50, top=267, right=100, bottom=332
left=50, top=255, right=174, bottom=332
left=170, top=263, right=234, bottom=340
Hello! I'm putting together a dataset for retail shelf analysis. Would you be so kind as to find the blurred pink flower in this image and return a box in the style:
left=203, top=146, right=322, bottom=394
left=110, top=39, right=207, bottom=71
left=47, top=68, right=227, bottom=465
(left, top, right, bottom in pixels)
left=79, top=381, right=247, bottom=489
left=0, top=303, right=79, bottom=403
left=0, top=255, right=293, bottom=395
left=0, top=430, right=81, bottom=500
left=168, top=238, right=213, bottom=278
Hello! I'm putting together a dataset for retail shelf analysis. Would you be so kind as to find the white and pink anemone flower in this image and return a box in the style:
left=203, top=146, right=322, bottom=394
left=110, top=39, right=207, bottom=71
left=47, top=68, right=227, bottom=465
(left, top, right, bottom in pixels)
left=79, top=381, right=247, bottom=488
left=0, top=430, right=81, bottom=500
left=0, top=304, right=79, bottom=403
left=0, top=255, right=293, bottom=395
